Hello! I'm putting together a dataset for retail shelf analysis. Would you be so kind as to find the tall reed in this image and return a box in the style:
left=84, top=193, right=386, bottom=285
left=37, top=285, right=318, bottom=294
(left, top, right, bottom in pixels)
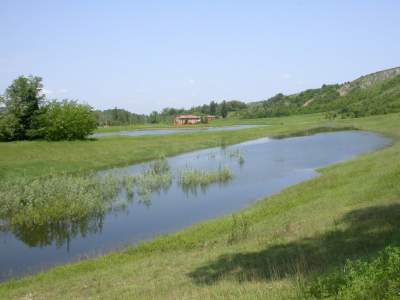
left=178, top=166, right=233, bottom=193
left=0, top=173, right=120, bottom=227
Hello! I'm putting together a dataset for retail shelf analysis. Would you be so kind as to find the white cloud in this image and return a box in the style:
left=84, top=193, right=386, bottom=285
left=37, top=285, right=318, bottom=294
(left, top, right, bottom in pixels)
left=58, top=88, right=68, bottom=94
left=188, top=79, right=195, bottom=85
left=282, top=73, right=292, bottom=80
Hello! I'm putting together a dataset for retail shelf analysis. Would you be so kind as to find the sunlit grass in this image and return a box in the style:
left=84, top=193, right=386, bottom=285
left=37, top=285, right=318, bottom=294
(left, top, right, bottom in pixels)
left=1, top=113, right=400, bottom=299
left=0, top=113, right=329, bottom=182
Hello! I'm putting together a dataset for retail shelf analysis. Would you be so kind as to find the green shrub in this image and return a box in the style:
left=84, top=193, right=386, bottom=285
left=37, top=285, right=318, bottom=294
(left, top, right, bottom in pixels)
left=307, top=246, right=400, bottom=299
left=0, top=113, right=22, bottom=141
left=34, top=100, right=97, bottom=140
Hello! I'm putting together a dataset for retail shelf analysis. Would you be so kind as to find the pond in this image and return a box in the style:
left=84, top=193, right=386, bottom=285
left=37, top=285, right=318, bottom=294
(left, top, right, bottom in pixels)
left=0, top=131, right=391, bottom=281
left=92, top=125, right=262, bottom=137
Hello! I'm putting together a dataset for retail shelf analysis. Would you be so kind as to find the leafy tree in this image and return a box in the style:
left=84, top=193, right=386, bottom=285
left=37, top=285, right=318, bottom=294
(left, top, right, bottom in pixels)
left=220, top=100, right=228, bottom=118
left=149, top=111, right=160, bottom=123
left=0, top=113, right=22, bottom=141
left=201, top=104, right=209, bottom=114
left=209, top=101, right=217, bottom=115
left=34, top=100, right=97, bottom=141
left=1, top=76, right=44, bottom=139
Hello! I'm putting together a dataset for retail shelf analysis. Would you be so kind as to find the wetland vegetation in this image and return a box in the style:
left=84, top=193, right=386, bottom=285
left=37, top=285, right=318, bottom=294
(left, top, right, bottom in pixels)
left=178, top=166, right=233, bottom=192
left=0, top=112, right=399, bottom=299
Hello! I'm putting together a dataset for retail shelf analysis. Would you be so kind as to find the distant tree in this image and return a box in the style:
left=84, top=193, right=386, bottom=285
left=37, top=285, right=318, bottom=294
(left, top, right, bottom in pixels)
left=0, top=76, right=44, bottom=140
left=149, top=111, right=159, bottom=123
left=201, top=104, right=209, bottom=114
left=112, top=107, right=119, bottom=122
left=262, top=100, right=270, bottom=116
left=95, top=108, right=148, bottom=126
left=200, top=115, right=209, bottom=124
left=209, top=101, right=217, bottom=115
left=220, top=100, right=228, bottom=118
left=225, top=100, right=247, bottom=112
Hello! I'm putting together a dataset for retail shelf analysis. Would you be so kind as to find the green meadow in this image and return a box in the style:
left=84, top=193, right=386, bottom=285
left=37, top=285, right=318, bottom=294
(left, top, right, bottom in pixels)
left=0, top=112, right=399, bottom=299
left=0, top=113, right=327, bottom=182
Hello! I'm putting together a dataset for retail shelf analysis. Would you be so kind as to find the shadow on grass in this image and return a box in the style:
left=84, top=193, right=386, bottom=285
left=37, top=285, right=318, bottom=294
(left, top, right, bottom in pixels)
left=189, top=203, right=400, bottom=284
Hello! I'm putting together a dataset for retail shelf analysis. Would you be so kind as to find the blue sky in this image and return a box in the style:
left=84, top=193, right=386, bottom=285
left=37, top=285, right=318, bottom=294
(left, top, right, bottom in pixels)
left=1, top=1, right=399, bottom=114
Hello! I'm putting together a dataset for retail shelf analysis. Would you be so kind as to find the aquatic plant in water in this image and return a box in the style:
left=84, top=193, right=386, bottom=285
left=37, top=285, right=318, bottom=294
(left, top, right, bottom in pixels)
left=0, top=153, right=233, bottom=230
left=227, top=149, right=245, bottom=165
left=148, top=153, right=170, bottom=174
left=120, top=154, right=173, bottom=203
left=178, top=165, right=233, bottom=194
left=0, top=173, right=121, bottom=227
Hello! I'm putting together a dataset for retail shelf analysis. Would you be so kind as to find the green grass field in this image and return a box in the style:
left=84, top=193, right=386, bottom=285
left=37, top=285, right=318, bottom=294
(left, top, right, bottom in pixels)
left=0, top=114, right=327, bottom=182
left=0, top=113, right=399, bottom=299
left=94, top=113, right=324, bottom=133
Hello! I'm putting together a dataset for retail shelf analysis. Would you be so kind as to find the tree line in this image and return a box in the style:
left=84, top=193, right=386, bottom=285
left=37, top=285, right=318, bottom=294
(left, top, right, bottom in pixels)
left=95, top=100, right=247, bottom=126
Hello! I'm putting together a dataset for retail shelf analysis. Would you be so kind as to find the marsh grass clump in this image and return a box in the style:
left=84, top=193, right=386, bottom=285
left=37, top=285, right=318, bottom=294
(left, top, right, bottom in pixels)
left=120, top=154, right=173, bottom=203
left=0, top=174, right=121, bottom=227
left=148, top=153, right=170, bottom=174
left=178, top=166, right=233, bottom=193
left=121, top=175, right=137, bottom=200
left=135, top=171, right=173, bottom=201
left=0, top=155, right=173, bottom=229
left=227, top=149, right=245, bottom=165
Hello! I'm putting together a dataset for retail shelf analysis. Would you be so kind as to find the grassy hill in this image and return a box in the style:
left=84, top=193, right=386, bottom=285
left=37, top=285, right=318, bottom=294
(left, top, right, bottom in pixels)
left=242, top=67, right=400, bottom=118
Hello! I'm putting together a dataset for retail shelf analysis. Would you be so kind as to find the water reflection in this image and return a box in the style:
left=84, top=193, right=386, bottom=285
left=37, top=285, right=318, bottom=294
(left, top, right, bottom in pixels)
left=2, top=214, right=104, bottom=249
left=0, top=161, right=232, bottom=249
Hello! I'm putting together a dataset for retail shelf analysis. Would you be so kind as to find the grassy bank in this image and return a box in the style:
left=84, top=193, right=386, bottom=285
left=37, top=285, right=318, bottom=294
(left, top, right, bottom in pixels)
left=95, top=123, right=174, bottom=133
left=0, top=114, right=326, bottom=182
left=94, top=113, right=324, bottom=133
left=0, top=113, right=399, bottom=299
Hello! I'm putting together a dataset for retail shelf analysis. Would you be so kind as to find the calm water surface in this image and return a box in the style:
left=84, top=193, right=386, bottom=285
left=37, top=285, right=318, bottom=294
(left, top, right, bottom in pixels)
left=0, top=131, right=391, bottom=281
left=92, top=125, right=262, bottom=137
